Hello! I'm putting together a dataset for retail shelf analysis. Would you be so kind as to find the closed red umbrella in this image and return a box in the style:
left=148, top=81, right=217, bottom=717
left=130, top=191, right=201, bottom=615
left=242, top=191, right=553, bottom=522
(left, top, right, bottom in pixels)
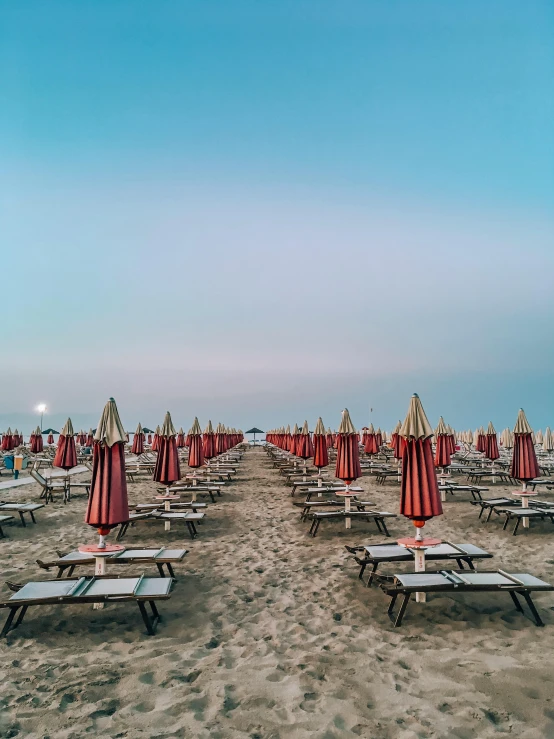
left=188, top=417, right=204, bottom=469
left=434, top=417, right=451, bottom=469
left=297, top=420, right=314, bottom=459
left=335, top=409, right=361, bottom=487
left=131, top=422, right=145, bottom=455
left=153, top=411, right=181, bottom=487
left=375, top=428, right=383, bottom=448
left=203, top=420, right=216, bottom=460
left=85, top=398, right=130, bottom=549
left=47, top=433, right=54, bottom=445
left=289, top=423, right=300, bottom=457
left=363, top=423, right=379, bottom=455
left=399, top=394, right=442, bottom=537
left=151, top=425, right=160, bottom=451
left=31, top=426, right=43, bottom=453
left=53, top=418, right=77, bottom=470
left=86, top=428, right=94, bottom=447
left=313, top=417, right=329, bottom=472
left=176, top=427, right=186, bottom=448
left=147, top=433, right=153, bottom=445
left=485, top=421, right=499, bottom=461
left=510, top=410, right=539, bottom=482
left=325, top=427, right=334, bottom=449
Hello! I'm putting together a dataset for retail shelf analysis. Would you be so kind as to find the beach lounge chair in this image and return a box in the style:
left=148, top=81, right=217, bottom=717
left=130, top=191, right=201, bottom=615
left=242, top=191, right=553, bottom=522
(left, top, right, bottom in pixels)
left=116, top=511, right=205, bottom=541
left=346, top=542, right=493, bottom=586
left=307, top=510, right=396, bottom=537
left=30, top=468, right=69, bottom=503
left=380, top=570, right=554, bottom=627
left=0, top=575, right=174, bottom=637
left=37, top=547, right=188, bottom=578
left=300, top=499, right=375, bottom=522
left=0, top=503, right=44, bottom=526
left=135, top=502, right=207, bottom=514
left=471, top=497, right=517, bottom=522
left=0, top=515, right=15, bottom=538
left=492, top=506, right=554, bottom=536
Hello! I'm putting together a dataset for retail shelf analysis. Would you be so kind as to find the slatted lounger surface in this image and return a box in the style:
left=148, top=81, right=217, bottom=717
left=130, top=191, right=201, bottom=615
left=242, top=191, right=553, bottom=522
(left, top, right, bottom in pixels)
left=0, top=576, right=174, bottom=637
left=0, top=478, right=35, bottom=493
left=116, top=511, right=205, bottom=541
left=300, top=499, right=375, bottom=522
left=0, top=503, right=44, bottom=526
left=135, top=502, right=207, bottom=513
left=37, top=547, right=188, bottom=578
left=346, top=542, right=492, bottom=586
left=381, top=570, right=554, bottom=627
left=439, top=485, right=489, bottom=501
left=159, top=485, right=219, bottom=502
left=0, top=515, right=15, bottom=537
left=308, top=510, right=396, bottom=537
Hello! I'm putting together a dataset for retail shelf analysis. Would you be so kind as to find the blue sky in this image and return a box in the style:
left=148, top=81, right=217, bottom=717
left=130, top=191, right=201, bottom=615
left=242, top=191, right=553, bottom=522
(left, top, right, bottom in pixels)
left=1, top=0, right=553, bottom=433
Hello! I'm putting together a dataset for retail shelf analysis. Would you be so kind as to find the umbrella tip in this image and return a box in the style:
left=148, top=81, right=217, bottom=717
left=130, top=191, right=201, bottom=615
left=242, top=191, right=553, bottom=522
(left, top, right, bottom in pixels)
left=413, top=393, right=419, bottom=398
left=109, top=397, right=115, bottom=402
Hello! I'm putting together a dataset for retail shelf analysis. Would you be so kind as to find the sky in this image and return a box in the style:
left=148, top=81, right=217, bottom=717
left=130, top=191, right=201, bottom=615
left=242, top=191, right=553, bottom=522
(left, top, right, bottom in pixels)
left=1, top=0, right=553, bottom=434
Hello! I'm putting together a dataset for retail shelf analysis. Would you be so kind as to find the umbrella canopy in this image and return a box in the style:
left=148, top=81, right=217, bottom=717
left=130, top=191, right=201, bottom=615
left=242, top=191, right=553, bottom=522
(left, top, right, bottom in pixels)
left=363, top=423, right=379, bottom=455
left=153, top=412, right=181, bottom=484
left=485, top=421, right=500, bottom=461
left=42, top=428, right=59, bottom=435
left=510, top=409, right=539, bottom=482
left=188, top=417, right=205, bottom=468
left=131, top=422, right=145, bottom=455
left=53, top=418, right=77, bottom=470
left=535, top=429, right=544, bottom=445
left=289, top=423, right=300, bottom=456
left=325, top=427, right=334, bottom=449
left=313, top=417, right=329, bottom=470
left=335, top=409, right=361, bottom=486
left=391, top=421, right=403, bottom=459
left=151, top=425, right=161, bottom=451
left=434, top=417, right=451, bottom=468
left=245, top=427, right=264, bottom=435
left=399, top=394, right=443, bottom=533
left=85, top=398, right=129, bottom=541
left=543, top=427, right=554, bottom=453
left=30, top=426, right=43, bottom=453
left=296, top=421, right=314, bottom=460
left=203, top=420, right=216, bottom=460
left=1, top=428, right=14, bottom=451
left=142, top=427, right=155, bottom=434
left=176, top=427, right=186, bottom=448
left=500, top=427, right=513, bottom=448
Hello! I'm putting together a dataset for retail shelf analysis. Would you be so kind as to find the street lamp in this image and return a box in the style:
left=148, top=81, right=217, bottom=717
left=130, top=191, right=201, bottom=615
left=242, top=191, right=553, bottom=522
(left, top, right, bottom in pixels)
left=36, top=404, right=47, bottom=432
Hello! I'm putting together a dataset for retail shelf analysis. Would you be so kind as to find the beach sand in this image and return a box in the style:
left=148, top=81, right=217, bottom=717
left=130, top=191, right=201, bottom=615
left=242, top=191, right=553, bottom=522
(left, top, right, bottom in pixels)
left=1, top=447, right=553, bottom=738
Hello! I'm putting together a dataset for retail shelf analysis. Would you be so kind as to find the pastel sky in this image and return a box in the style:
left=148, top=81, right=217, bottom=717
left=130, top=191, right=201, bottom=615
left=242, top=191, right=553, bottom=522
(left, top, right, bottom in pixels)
left=1, top=0, right=553, bottom=434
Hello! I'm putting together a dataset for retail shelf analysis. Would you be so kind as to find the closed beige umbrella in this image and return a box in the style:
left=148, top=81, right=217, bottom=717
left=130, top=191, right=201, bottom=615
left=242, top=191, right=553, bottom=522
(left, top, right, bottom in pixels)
left=543, top=427, right=553, bottom=453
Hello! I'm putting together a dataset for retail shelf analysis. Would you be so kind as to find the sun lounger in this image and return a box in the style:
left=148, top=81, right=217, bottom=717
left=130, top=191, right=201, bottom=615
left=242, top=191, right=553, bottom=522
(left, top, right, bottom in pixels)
left=135, top=502, right=207, bottom=514
left=471, top=497, right=517, bottom=522
left=303, top=486, right=363, bottom=501
left=300, top=499, right=375, bottom=521
left=30, top=468, right=69, bottom=503
left=346, top=542, right=493, bottom=586
left=439, top=484, right=490, bottom=501
left=493, top=506, right=554, bottom=535
left=116, top=511, right=205, bottom=541
left=0, top=575, right=174, bottom=637
left=0, top=503, right=44, bottom=526
left=0, top=478, right=35, bottom=493
left=380, top=570, right=554, bottom=627
left=308, top=510, right=396, bottom=537
left=37, top=547, right=188, bottom=578
left=375, top=469, right=401, bottom=484
left=0, top=515, right=14, bottom=537
left=161, top=485, right=220, bottom=502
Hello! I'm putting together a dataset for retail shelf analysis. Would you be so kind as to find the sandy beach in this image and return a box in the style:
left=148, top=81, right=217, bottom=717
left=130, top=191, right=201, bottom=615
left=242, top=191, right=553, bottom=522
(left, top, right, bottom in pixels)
left=0, top=447, right=552, bottom=738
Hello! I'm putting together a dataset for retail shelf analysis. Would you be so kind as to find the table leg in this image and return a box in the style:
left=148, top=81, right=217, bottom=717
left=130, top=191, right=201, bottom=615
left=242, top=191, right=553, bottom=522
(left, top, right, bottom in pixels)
left=94, top=557, right=106, bottom=609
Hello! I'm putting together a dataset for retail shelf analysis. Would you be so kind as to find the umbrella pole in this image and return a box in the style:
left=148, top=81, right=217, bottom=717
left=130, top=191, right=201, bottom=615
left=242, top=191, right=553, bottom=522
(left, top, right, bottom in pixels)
left=345, top=483, right=351, bottom=529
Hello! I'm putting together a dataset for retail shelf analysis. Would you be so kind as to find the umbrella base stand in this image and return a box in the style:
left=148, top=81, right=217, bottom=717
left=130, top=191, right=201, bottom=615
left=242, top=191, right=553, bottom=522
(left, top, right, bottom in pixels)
left=513, top=487, right=536, bottom=529
left=78, top=544, right=125, bottom=609
left=397, top=537, right=441, bottom=603
left=336, top=489, right=356, bottom=529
